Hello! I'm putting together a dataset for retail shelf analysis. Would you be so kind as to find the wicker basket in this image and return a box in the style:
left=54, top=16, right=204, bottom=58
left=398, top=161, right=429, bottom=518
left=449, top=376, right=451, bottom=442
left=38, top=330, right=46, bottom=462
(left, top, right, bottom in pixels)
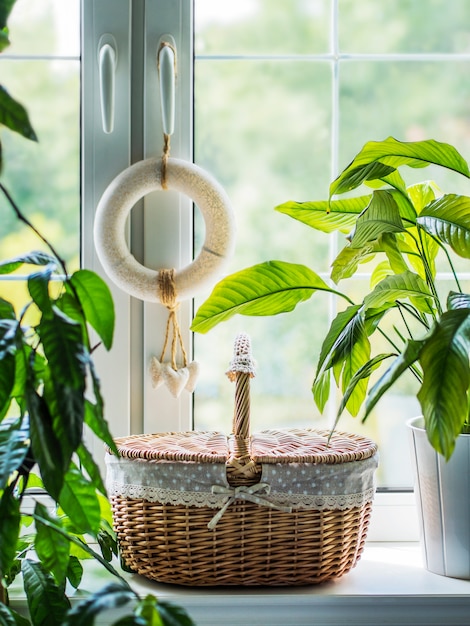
left=106, top=336, right=378, bottom=586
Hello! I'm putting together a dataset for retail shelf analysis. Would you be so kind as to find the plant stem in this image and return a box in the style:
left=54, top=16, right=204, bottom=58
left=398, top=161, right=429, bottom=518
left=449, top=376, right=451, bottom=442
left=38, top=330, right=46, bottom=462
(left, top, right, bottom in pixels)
left=0, top=183, right=68, bottom=277
left=396, top=300, right=430, bottom=329
left=416, top=226, right=442, bottom=317
left=396, top=302, right=414, bottom=339
left=432, top=232, right=462, bottom=293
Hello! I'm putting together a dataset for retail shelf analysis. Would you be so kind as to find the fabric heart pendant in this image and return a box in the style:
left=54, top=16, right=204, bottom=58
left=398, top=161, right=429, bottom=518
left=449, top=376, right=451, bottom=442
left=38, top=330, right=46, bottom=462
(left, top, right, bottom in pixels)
left=150, top=357, right=200, bottom=398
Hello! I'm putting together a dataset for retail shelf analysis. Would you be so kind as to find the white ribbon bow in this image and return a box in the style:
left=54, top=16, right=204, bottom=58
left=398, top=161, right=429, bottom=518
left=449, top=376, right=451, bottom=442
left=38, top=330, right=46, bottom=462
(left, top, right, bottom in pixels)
left=208, top=482, right=292, bottom=530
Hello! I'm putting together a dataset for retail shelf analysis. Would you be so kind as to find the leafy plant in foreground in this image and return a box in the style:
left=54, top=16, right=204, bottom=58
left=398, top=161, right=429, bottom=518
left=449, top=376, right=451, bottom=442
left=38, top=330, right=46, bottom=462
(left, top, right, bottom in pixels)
left=192, top=137, right=470, bottom=460
left=0, top=3, right=195, bottom=622
left=0, top=182, right=195, bottom=626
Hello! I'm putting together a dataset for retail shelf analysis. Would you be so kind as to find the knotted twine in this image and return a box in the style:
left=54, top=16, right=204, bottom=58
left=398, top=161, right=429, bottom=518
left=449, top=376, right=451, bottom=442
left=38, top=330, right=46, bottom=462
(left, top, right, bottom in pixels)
left=161, top=132, right=171, bottom=190
left=158, top=268, right=188, bottom=370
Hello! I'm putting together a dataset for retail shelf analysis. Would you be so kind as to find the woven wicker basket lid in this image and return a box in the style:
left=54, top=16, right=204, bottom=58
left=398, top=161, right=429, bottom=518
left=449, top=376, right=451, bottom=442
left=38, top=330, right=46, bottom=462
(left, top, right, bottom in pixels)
left=109, top=428, right=377, bottom=465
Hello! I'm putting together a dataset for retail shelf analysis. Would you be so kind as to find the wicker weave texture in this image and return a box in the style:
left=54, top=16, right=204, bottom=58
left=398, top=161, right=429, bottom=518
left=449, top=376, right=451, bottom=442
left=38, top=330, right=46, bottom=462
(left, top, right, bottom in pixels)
left=112, top=495, right=372, bottom=586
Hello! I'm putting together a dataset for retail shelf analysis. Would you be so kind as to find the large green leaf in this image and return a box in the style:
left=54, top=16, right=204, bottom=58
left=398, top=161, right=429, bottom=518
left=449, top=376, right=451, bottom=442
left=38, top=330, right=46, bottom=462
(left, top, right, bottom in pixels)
left=0, top=0, right=16, bottom=29
left=330, top=137, right=470, bottom=197
left=0, top=604, right=19, bottom=626
left=0, top=296, right=15, bottom=319
left=59, top=465, right=101, bottom=536
left=154, top=600, right=196, bottom=626
left=448, top=291, right=470, bottom=310
left=68, top=270, right=115, bottom=350
left=380, top=232, right=410, bottom=275
left=135, top=595, right=196, bottom=626
left=21, top=559, right=70, bottom=626
left=331, top=241, right=378, bottom=284
left=417, top=194, right=470, bottom=259
left=39, top=308, right=86, bottom=390
left=363, top=271, right=433, bottom=312
left=0, top=86, right=37, bottom=141
left=0, top=416, right=29, bottom=490
left=313, top=305, right=366, bottom=412
left=66, top=556, right=83, bottom=590
left=34, top=502, right=70, bottom=586
left=365, top=168, right=409, bottom=195
left=0, top=488, right=20, bottom=578
left=312, top=370, right=330, bottom=413
left=388, top=187, right=417, bottom=222
left=407, top=181, right=439, bottom=214
left=86, top=354, right=119, bottom=455
left=191, top=261, right=335, bottom=334
left=337, top=320, right=371, bottom=416
left=335, top=353, right=394, bottom=428
left=364, top=339, right=424, bottom=420
left=275, top=195, right=371, bottom=234
left=96, top=527, right=117, bottom=563
left=418, top=309, right=470, bottom=459
left=0, top=351, right=15, bottom=418
left=27, top=386, right=64, bottom=499
left=394, top=228, right=438, bottom=281
left=0, top=318, right=19, bottom=358
left=64, top=582, right=136, bottom=626
left=0, top=29, right=10, bottom=53
left=349, top=190, right=405, bottom=249
left=38, top=308, right=86, bottom=453
left=331, top=160, right=397, bottom=196
left=27, top=267, right=54, bottom=318
left=0, top=251, right=56, bottom=275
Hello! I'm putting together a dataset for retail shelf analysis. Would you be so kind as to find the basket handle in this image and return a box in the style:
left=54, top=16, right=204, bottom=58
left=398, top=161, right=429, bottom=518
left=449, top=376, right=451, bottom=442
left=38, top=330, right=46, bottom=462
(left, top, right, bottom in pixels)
left=226, top=333, right=261, bottom=485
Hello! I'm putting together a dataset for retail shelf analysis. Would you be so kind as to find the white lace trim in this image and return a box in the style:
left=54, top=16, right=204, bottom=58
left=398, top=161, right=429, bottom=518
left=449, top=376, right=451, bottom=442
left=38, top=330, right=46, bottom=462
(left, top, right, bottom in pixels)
left=108, top=481, right=375, bottom=511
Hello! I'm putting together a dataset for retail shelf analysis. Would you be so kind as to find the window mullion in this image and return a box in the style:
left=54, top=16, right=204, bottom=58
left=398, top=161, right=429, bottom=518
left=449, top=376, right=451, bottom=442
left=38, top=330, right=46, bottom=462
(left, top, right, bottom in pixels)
left=81, top=0, right=133, bottom=449
left=141, top=0, right=194, bottom=433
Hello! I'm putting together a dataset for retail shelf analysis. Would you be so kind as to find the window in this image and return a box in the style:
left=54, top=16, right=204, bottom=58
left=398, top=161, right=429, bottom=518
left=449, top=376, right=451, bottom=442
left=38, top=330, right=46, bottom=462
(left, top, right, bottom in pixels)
left=192, top=0, right=470, bottom=494
left=0, top=0, right=80, bottom=332
left=5, top=0, right=470, bottom=540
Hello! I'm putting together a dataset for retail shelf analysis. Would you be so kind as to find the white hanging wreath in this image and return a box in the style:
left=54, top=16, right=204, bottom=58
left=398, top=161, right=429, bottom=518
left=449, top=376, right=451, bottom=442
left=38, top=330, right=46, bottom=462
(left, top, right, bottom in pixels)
left=93, top=156, right=235, bottom=302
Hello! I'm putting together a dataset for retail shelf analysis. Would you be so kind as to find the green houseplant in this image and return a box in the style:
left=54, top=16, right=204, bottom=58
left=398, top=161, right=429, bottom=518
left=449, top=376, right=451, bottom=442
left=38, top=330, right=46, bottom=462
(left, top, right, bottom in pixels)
left=191, top=136, right=470, bottom=578
left=192, top=137, right=470, bottom=460
left=0, top=192, right=195, bottom=626
left=0, top=1, right=195, bottom=622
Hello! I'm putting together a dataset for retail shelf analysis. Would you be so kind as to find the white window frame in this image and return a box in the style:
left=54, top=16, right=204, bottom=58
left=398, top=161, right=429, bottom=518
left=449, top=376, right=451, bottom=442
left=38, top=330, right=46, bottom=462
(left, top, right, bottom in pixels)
left=81, top=0, right=418, bottom=542
left=82, top=0, right=194, bottom=446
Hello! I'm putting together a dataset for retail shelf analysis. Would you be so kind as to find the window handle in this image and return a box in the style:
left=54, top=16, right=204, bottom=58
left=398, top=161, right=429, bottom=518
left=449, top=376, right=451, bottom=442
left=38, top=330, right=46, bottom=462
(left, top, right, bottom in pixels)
left=158, top=35, right=176, bottom=136
left=98, top=34, right=117, bottom=134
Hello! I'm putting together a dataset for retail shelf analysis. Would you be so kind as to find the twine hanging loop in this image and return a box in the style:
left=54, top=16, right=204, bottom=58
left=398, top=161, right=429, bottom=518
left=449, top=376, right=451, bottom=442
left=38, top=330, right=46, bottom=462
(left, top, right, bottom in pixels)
left=149, top=269, right=199, bottom=398
left=158, top=268, right=188, bottom=370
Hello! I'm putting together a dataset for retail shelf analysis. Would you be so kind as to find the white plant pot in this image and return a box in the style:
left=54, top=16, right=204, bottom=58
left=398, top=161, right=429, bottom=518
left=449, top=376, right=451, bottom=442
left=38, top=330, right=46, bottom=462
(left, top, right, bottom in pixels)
left=408, top=416, right=470, bottom=579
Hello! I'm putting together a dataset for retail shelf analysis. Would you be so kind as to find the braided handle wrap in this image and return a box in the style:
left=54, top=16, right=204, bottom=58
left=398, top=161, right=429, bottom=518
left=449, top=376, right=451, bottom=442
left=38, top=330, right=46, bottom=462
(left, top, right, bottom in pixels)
left=226, top=333, right=261, bottom=486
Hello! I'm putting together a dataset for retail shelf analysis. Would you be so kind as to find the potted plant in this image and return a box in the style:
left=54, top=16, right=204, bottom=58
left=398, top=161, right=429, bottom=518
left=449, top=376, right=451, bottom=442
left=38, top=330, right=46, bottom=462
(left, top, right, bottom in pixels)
left=191, top=136, right=470, bottom=578
left=0, top=1, right=195, bottom=621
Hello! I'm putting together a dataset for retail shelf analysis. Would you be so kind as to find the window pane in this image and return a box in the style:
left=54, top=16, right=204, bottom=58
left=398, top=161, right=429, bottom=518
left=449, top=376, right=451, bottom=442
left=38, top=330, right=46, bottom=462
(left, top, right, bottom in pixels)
left=194, top=54, right=332, bottom=434
left=339, top=61, right=470, bottom=166
left=0, top=0, right=80, bottom=269
left=339, top=0, right=470, bottom=53
left=195, top=59, right=332, bottom=269
left=6, top=0, right=80, bottom=56
left=194, top=1, right=470, bottom=491
left=195, top=0, right=331, bottom=55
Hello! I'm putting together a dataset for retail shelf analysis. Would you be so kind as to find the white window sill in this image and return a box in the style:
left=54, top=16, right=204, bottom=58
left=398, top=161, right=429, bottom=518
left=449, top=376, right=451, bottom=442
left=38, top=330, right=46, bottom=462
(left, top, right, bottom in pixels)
left=9, top=542, right=470, bottom=625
